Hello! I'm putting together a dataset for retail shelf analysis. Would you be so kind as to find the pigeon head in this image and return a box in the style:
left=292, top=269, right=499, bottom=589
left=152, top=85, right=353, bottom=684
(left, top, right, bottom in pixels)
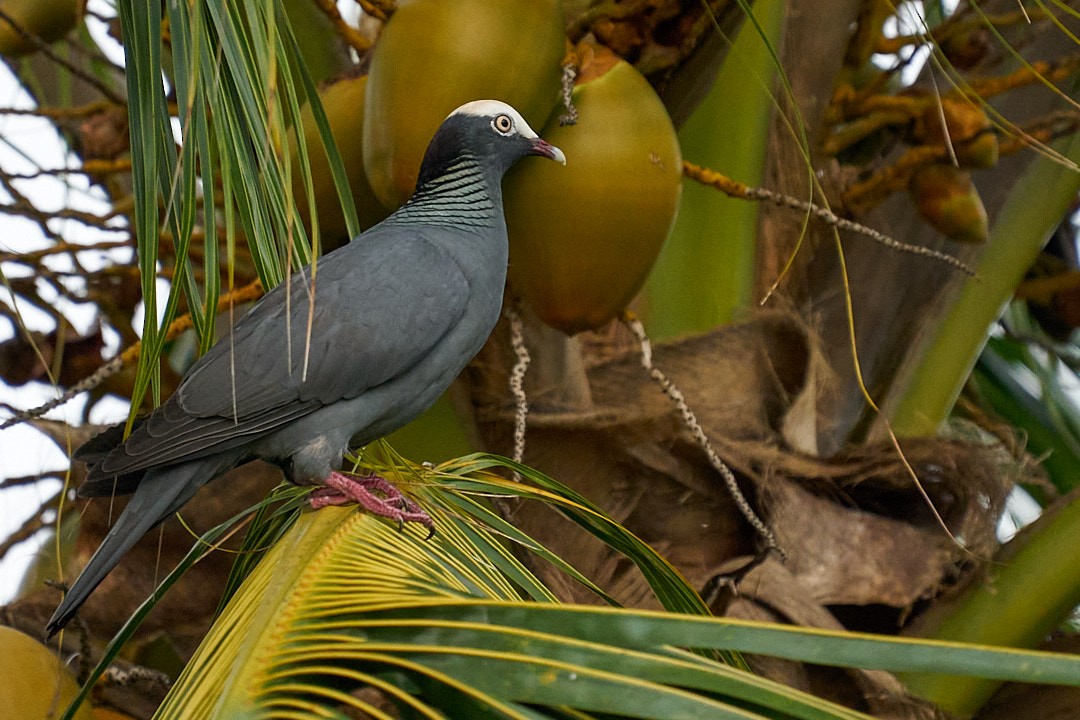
left=414, top=100, right=565, bottom=190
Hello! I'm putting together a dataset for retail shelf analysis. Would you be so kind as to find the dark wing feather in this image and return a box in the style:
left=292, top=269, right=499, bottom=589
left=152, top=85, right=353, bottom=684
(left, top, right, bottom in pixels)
left=94, top=231, right=471, bottom=477
left=75, top=418, right=150, bottom=496
left=74, top=417, right=147, bottom=463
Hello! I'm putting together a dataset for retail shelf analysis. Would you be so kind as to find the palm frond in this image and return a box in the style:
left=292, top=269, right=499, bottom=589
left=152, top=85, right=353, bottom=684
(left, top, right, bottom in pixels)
left=153, top=475, right=866, bottom=720
left=117, top=0, right=359, bottom=413
left=76, top=455, right=1076, bottom=720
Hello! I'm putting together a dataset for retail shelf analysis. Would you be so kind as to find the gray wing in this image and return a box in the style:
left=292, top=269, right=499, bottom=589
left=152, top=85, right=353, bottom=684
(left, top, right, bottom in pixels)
left=96, top=231, right=471, bottom=477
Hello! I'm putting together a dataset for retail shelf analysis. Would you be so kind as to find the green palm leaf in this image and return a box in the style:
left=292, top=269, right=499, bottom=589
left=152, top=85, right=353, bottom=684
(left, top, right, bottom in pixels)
left=154, top=478, right=851, bottom=719
left=127, top=456, right=1080, bottom=719
left=117, top=0, right=359, bottom=413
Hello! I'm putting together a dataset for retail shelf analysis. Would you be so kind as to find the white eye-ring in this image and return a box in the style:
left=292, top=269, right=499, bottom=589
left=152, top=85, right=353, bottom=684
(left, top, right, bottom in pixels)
left=492, top=114, right=514, bottom=135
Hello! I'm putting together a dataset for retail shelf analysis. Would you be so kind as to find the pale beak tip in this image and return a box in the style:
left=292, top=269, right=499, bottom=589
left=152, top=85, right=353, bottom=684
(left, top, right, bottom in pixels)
left=531, top=138, right=566, bottom=165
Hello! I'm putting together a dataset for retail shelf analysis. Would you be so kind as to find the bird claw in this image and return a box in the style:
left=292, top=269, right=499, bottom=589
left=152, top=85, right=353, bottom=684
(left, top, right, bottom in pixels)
left=311, top=472, right=435, bottom=538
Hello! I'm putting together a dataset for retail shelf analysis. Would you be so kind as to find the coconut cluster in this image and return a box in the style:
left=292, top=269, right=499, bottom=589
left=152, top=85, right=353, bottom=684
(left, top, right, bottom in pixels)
left=301, top=0, right=682, bottom=334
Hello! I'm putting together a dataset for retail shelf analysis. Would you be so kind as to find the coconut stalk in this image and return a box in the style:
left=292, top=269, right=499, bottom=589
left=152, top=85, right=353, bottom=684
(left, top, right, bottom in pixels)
left=882, top=133, right=1080, bottom=438
left=900, top=486, right=1080, bottom=715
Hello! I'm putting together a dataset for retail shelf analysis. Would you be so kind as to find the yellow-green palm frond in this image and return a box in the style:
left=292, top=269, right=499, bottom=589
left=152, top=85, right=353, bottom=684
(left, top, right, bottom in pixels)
left=154, top=458, right=865, bottom=720
left=53, top=452, right=1078, bottom=720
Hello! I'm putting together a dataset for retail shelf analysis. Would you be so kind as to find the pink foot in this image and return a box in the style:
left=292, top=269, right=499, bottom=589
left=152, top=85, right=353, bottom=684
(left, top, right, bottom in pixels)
left=310, top=472, right=434, bottom=537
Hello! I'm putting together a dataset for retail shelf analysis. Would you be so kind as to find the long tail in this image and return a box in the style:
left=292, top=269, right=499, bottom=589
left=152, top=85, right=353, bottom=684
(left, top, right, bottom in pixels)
left=45, top=452, right=240, bottom=638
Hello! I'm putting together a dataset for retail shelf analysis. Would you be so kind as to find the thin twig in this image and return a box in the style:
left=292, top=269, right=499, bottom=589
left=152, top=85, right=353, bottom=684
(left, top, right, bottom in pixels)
left=313, top=0, right=374, bottom=53
left=505, top=302, right=531, bottom=468
left=103, top=663, right=173, bottom=692
left=0, top=280, right=264, bottom=430
left=0, top=471, right=65, bottom=490
left=682, top=160, right=976, bottom=277
left=0, top=239, right=130, bottom=264
left=0, top=158, right=132, bottom=181
left=355, top=0, right=395, bottom=22
left=0, top=173, right=66, bottom=245
left=0, top=101, right=118, bottom=120
left=0, top=490, right=61, bottom=559
left=0, top=356, right=122, bottom=430
left=1, top=199, right=127, bottom=232
left=559, top=49, right=579, bottom=126
left=874, top=9, right=1042, bottom=54
left=622, top=313, right=784, bottom=556
left=830, top=233, right=976, bottom=556
left=0, top=7, right=125, bottom=105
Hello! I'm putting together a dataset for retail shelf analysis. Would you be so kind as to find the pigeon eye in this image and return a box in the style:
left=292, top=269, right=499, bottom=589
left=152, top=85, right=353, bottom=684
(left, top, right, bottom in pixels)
left=492, top=114, right=514, bottom=135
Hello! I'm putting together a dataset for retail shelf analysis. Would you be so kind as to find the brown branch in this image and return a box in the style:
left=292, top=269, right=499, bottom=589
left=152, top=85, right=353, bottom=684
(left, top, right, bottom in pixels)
left=0, top=239, right=130, bottom=265
left=873, top=9, right=1045, bottom=55
left=0, top=279, right=265, bottom=431
left=567, top=0, right=651, bottom=43
left=0, top=158, right=132, bottom=181
left=967, top=54, right=1080, bottom=103
left=840, top=145, right=945, bottom=209
left=681, top=160, right=976, bottom=276
left=1, top=200, right=124, bottom=232
left=844, top=54, right=1080, bottom=123
left=826, top=53, right=1080, bottom=158
left=0, top=101, right=120, bottom=120
left=0, top=490, right=62, bottom=560
left=0, top=173, right=67, bottom=244
left=0, top=472, right=64, bottom=490
left=0, top=8, right=125, bottom=105
left=842, top=112, right=1080, bottom=209
left=313, top=0, right=373, bottom=53
left=354, top=0, right=395, bottom=23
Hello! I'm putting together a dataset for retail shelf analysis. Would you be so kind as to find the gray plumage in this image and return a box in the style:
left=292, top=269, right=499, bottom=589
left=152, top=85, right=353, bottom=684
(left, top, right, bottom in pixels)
left=46, top=100, right=564, bottom=637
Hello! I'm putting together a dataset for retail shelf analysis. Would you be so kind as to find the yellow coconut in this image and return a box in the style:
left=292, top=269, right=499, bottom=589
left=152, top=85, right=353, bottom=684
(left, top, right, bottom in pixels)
left=0, top=0, right=81, bottom=57
left=292, top=73, right=388, bottom=252
left=909, top=163, right=989, bottom=244
left=363, top=0, right=565, bottom=208
left=0, top=626, right=93, bottom=720
left=912, top=96, right=998, bottom=169
left=504, top=44, right=682, bottom=334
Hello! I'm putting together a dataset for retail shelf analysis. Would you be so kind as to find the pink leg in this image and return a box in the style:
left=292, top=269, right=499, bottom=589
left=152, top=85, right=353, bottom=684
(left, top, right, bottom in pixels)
left=310, top=472, right=434, bottom=537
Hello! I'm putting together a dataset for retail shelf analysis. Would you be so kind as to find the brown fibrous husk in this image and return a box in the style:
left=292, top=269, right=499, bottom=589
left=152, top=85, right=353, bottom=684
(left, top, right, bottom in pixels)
left=462, top=303, right=1026, bottom=717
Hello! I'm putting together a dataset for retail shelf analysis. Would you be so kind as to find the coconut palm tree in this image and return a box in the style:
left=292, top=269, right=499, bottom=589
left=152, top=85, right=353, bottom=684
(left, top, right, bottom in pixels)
left=1, top=1, right=1079, bottom=718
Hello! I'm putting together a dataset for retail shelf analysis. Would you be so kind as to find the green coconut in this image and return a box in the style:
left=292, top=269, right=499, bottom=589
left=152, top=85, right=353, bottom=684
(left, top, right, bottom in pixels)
left=292, top=73, right=388, bottom=252
left=504, top=44, right=683, bottom=334
left=363, top=0, right=565, bottom=209
left=909, top=163, right=989, bottom=244
left=0, top=0, right=80, bottom=57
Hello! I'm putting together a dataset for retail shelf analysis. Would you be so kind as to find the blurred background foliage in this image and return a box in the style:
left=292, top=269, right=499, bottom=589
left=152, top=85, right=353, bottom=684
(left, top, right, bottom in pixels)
left=0, top=0, right=1079, bottom=718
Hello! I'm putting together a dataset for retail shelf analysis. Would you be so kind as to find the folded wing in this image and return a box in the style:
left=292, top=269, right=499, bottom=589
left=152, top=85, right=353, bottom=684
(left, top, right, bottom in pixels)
left=86, top=232, right=470, bottom=486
